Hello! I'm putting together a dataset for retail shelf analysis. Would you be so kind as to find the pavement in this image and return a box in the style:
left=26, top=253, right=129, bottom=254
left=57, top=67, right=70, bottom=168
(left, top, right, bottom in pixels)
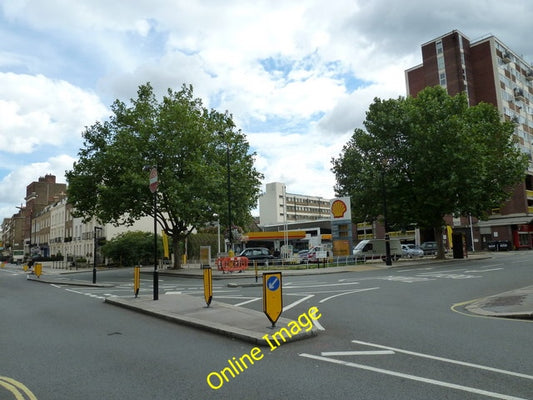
left=14, top=252, right=533, bottom=346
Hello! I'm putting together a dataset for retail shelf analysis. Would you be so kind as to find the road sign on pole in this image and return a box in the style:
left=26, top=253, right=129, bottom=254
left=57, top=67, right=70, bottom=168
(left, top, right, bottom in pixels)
left=263, top=272, right=282, bottom=327
left=149, top=167, right=159, bottom=193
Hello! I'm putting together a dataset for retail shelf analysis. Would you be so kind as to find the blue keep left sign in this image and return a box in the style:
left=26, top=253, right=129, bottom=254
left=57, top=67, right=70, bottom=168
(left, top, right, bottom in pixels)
left=266, top=275, right=280, bottom=291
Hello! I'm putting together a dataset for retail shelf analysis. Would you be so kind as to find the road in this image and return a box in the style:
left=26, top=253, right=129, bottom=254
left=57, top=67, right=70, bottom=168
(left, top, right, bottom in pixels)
left=1, top=251, right=532, bottom=399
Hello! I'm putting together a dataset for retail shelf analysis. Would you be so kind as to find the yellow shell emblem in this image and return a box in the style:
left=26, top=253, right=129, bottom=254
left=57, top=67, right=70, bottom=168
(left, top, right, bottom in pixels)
left=331, top=199, right=347, bottom=218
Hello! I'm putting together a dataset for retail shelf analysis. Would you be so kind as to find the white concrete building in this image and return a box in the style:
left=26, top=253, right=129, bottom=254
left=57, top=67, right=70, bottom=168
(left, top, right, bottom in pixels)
left=258, top=182, right=332, bottom=226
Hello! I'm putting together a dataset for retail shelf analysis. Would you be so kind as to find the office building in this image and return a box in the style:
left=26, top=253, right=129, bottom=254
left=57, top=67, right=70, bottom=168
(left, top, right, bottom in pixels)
left=258, top=182, right=332, bottom=226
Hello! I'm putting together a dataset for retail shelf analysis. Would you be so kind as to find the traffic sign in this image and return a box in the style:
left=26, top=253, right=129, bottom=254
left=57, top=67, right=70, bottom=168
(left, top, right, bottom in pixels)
left=263, top=272, right=282, bottom=327
left=149, top=167, right=159, bottom=193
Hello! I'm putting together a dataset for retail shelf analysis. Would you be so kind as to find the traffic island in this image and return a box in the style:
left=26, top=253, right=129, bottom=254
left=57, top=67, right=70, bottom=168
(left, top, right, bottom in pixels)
left=105, top=293, right=319, bottom=346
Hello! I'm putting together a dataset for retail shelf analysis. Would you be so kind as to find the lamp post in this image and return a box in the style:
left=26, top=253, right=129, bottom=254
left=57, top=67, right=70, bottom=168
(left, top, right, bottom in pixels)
left=381, top=169, right=392, bottom=266
left=213, top=213, right=221, bottom=255
left=218, top=132, right=233, bottom=252
left=144, top=165, right=159, bottom=300
left=93, top=226, right=102, bottom=284
left=24, top=192, right=39, bottom=261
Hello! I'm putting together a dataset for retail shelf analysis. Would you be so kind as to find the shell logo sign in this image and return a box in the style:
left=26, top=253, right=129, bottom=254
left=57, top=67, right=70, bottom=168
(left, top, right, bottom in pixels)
left=330, top=197, right=351, bottom=220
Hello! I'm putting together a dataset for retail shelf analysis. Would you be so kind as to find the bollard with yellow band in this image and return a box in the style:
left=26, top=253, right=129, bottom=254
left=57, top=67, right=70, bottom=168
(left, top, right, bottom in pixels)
left=203, top=266, right=213, bottom=307
left=33, top=263, right=42, bottom=278
left=134, top=266, right=140, bottom=298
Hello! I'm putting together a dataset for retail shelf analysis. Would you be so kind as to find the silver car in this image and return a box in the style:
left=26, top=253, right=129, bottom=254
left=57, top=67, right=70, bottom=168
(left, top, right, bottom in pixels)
left=401, top=244, right=424, bottom=258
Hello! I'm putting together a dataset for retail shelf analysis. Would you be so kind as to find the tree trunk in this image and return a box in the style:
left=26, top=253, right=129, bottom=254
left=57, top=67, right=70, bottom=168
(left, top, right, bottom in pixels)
left=172, top=236, right=183, bottom=269
left=434, top=226, right=446, bottom=259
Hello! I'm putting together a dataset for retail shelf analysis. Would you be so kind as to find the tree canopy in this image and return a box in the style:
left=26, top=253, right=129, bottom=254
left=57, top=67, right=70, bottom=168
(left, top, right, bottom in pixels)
left=101, top=231, right=161, bottom=267
left=332, top=86, right=528, bottom=256
left=66, top=83, right=263, bottom=268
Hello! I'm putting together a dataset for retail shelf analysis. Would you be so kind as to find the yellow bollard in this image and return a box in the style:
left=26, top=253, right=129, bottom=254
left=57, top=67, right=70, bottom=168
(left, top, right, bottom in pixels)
left=23, top=264, right=28, bottom=272
left=34, top=263, right=42, bottom=278
left=203, top=267, right=213, bottom=307
left=134, top=266, right=140, bottom=298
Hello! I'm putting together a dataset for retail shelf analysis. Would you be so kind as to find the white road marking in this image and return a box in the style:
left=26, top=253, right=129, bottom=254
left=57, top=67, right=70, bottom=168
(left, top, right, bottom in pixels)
left=283, top=282, right=361, bottom=290
left=377, top=276, right=434, bottom=283
left=464, top=268, right=503, bottom=273
left=415, top=273, right=480, bottom=279
left=233, top=298, right=261, bottom=306
left=299, top=353, right=528, bottom=400
left=319, top=287, right=380, bottom=303
left=351, top=340, right=533, bottom=381
left=283, top=294, right=314, bottom=311
left=321, top=350, right=394, bottom=356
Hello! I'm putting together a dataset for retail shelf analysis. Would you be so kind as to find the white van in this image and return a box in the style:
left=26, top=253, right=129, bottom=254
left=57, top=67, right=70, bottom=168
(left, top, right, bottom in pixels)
left=353, top=239, right=402, bottom=261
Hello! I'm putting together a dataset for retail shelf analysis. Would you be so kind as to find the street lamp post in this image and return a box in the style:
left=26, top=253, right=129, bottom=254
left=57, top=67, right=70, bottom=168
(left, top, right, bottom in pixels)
left=93, top=226, right=102, bottom=284
left=213, top=213, right=220, bottom=255
left=144, top=165, right=159, bottom=300
left=381, top=170, right=392, bottom=266
left=218, top=132, right=232, bottom=253
left=24, top=192, right=39, bottom=262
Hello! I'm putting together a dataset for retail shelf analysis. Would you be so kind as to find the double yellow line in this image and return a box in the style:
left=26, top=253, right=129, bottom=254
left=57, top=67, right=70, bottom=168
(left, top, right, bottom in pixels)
left=0, top=376, right=37, bottom=400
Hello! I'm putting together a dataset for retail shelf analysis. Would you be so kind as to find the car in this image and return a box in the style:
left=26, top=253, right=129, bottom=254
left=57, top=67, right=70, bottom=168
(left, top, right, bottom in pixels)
left=401, top=244, right=424, bottom=258
left=307, top=246, right=331, bottom=262
left=297, top=250, right=309, bottom=262
left=419, top=241, right=439, bottom=255
left=238, top=247, right=274, bottom=264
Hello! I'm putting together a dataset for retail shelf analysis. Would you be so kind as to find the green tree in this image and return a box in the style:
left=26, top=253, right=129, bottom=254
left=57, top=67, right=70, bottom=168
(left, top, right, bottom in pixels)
left=332, top=86, right=528, bottom=258
left=66, top=83, right=263, bottom=268
left=101, top=231, right=161, bottom=267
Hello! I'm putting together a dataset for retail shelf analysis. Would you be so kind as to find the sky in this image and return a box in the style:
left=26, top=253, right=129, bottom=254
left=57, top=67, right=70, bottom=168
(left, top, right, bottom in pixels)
left=1, top=0, right=532, bottom=221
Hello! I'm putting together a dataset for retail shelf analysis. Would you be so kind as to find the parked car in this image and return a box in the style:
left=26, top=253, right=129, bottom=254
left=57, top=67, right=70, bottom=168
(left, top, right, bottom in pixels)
left=419, top=241, right=439, bottom=255
left=238, top=247, right=274, bottom=264
left=401, top=244, right=424, bottom=258
left=297, top=250, right=309, bottom=262
left=307, top=246, right=331, bottom=262
left=353, top=239, right=402, bottom=261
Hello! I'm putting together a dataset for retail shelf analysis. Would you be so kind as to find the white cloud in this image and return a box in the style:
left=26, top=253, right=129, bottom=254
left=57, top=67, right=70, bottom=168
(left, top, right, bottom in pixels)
left=0, top=154, right=76, bottom=217
left=1, top=0, right=532, bottom=223
left=0, top=73, right=108, bottom=154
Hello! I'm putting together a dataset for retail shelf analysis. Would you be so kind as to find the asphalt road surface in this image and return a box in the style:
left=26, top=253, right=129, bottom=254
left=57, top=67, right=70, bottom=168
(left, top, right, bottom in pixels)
left=1, top=251, right=532, bottom=399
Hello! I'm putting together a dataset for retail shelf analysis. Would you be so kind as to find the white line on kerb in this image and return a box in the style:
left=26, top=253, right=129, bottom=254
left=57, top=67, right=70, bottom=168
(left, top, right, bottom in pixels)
left=299, top=353, right=528, bottom=400
left=312, top=318, right=325, bottom=331
left=351, top=339, right=533, bottom=381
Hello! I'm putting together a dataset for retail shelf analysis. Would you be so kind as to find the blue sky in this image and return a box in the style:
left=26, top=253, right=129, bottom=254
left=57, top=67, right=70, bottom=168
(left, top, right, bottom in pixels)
left=0, top=0, right=532, bottom=221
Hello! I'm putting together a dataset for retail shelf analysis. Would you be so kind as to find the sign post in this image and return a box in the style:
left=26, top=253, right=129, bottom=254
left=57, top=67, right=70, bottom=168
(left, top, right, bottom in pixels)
left=263, top=272, right=282, bottom=327
left=203, top=267, right=213, bottom=307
